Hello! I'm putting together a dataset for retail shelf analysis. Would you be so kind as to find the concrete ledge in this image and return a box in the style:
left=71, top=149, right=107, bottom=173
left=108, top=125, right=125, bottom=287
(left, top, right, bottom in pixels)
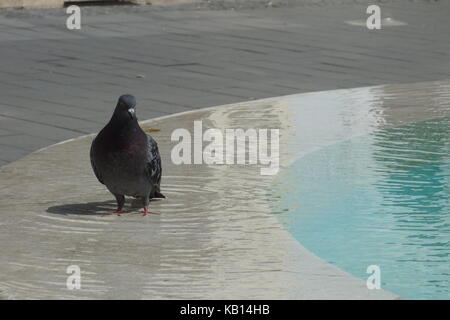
left=0, top=0, right=198, bottom=9
left=0, top=0, right=64, bottom=9
left=0, top=82, right=418, bottom=299
left=10, top=79, right=450, bottom=298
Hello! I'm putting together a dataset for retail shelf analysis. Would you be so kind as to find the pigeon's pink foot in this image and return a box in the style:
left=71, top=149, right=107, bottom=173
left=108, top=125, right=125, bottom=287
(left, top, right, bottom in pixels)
left=141, top=207, right=159, bottom=216
left=103, top=209, right=122, bottom=216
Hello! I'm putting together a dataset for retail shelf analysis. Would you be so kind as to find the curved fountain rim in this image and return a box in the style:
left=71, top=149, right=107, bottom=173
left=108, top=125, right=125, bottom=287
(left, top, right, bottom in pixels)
left=4, top=83, right=391, bottom=166
left=0, top=84, right=402, bottom=299
left=7, top=77, right=450, bottom=167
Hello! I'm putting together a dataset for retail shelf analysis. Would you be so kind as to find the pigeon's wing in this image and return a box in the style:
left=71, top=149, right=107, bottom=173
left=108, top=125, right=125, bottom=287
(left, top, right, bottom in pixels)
left=90, top=140, right=104, bottom=185
left=146, top=134, right=164, bottom=198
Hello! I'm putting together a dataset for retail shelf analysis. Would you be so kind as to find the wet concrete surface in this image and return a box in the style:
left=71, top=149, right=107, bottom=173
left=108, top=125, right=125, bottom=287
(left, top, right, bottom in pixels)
left=9, top=79, right=450, bottom=298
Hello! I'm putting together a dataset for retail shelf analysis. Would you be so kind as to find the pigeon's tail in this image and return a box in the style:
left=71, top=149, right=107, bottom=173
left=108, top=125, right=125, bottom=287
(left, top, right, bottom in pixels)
left=153, top=191, right=166, bottom=199
left=150, top=185, right=166, bottom=199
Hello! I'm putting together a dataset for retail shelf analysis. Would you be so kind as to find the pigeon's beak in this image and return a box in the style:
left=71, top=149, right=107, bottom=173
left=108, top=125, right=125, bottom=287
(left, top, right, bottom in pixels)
left=127, top=107, right=135, bottom=119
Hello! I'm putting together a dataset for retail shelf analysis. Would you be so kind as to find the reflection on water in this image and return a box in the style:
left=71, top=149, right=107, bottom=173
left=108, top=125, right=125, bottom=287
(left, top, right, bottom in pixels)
left=274, top=117, right=450, bottom=299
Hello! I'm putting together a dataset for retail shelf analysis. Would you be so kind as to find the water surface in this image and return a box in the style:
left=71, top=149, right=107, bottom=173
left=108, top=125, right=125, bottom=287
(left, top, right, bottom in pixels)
left=274, top=117, right=450, bottom=299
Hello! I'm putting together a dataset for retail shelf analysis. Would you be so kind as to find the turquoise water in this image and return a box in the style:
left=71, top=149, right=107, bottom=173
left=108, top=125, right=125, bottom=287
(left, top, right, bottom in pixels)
left=274, top=117, right=450, bottom=299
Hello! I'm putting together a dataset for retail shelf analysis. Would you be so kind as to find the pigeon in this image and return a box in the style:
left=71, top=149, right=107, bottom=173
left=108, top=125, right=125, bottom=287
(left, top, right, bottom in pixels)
left=90, top=94, right=165, bottom=216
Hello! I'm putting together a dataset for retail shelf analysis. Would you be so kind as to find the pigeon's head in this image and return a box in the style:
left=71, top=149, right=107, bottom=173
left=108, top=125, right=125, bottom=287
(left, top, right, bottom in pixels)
left=113, top=94, right=137, bottom=122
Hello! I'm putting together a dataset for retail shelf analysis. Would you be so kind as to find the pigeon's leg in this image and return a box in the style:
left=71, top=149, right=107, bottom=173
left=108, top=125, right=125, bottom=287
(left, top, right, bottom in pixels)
left=103, top=194, right=125, bottom=216
left=140, top=194, right=159, bottom=216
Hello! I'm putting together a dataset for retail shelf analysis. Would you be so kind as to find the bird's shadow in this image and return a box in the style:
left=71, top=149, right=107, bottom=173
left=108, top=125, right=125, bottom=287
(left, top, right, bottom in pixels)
left=46, top=198, right=162, bottom=216
left=46, top=200, right=117, bottom=216
left=46, top=199, right=146, bottom=215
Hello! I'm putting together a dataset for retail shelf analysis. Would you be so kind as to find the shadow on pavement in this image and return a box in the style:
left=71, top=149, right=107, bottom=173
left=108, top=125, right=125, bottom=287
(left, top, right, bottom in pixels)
left=46, top=200, right=116, bottom=216
left=46, top=198, right=163, bottom=216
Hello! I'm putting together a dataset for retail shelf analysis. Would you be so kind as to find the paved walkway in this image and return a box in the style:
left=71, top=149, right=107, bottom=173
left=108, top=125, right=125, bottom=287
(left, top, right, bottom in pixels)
left=1, top=0, right=450, bottom=165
